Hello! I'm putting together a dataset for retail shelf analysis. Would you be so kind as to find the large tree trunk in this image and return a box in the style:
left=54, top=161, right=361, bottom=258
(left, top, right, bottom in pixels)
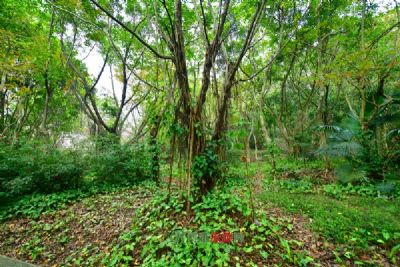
left=171, top=0, right=231, bottom=198
left=89, top=0, right=266, bottom=199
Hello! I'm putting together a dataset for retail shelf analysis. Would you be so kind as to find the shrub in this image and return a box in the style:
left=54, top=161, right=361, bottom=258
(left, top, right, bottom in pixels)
left=323, top=182, right=400, bottom=199
left=0, top=141, right=85, bottom=203
left=0, top=137, right=155, bottom=204
left=88, top=140, right=153, bottom=185
left=279, top=179, right=314, bottom=193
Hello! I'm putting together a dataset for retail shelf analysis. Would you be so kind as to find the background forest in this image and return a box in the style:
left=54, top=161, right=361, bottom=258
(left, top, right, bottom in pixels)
left=0, top=0, right=400, bottom=266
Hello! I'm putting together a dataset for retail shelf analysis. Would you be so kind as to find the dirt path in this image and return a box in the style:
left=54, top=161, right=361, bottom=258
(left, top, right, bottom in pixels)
left=0, top=187, right=151, bottom=266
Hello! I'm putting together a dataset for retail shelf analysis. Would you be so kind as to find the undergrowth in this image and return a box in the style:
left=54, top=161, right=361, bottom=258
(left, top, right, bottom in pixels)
left=0, top=139, right=155, bottom=204
left=0, top=181, right=155, bottom=222
left=101, top=184, right=315, bottom=267
left=259, top=188, right=400, bottom=265
left=275, top=179, right=400, bottom=199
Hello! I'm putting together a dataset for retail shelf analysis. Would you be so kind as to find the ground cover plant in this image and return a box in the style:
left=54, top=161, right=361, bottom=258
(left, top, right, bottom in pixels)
left=259, top=159, right=400, bottom=266
left=0, top=185, right=153, bottom=266
left=1, top=0, right=399, bottom=266
left=1, top=162, right=399, bottom=266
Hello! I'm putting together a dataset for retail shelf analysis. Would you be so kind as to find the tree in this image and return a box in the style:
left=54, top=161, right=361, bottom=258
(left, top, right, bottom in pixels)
left=86, top=0, right=268, bottom=201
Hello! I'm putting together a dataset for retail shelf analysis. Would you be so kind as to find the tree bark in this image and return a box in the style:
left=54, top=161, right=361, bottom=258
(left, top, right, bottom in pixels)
left=0, top=73, right=6, bottom=133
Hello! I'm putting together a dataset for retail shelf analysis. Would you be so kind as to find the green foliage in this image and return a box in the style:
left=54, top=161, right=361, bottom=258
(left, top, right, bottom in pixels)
left=102, top=185, right=313, bottom=266
left=316, top=126, right=363, bottom=158
left=0, top=137, right=155, bottom=205
left=279, top=179, right=314, bottom=193
left=20, top=236, right=45, bottom=261
left=259, top=190, right=400, bottom=263
left=274, top=158, right=326, bottom=174
left=334, top=163, right=365, bottom=183
left=0, top=183, right=133, bottom=222
left=261, top=155, right=400, bottom=206
left=323, top=182, right=400, bottom=199
left=192, top=188, right=253, bottom=223
left=133, top=190, right=247, bottom=266
left=101, top=184, right=315, bottom=266
left=315, top=117, right=397, bottom=183
left=270, top=176, right=399, bottom=200
left=192, top=142, right=221, bottom=188
left=0, top=140, right=84, bottom=202
left=88, top=138, right=153, bottom=185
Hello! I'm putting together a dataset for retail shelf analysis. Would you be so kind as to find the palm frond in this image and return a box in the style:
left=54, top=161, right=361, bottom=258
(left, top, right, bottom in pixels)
left=335, top=163, right=365, bottom=183
left=314, top=125, right=342, bottom=133
left=369, top=113, right=400, bottom=127
left=328, top=129, right=355, bottom=143
left=386, top=128, right=400, bottom=140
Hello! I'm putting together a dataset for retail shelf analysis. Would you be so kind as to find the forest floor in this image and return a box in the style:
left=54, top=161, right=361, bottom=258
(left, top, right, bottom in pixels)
left=0, top=186, right=152, bottom=266
left=0, top=162, right=399, bottom=266
left=256, top=174, right=400, bottom=266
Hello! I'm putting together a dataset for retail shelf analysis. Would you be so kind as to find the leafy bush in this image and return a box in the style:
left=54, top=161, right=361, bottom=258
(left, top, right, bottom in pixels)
left=0, top=141, right=85, bottom=202
left=0, top=137, right=155, bottom=204
left=191, top=142, right=221, bottom=191
left=88, top=140, right=153, bottom=184
left=323, top=182, right=400, bottom=199
left=279, top=179, right=314, bottom=193
left=315, top=115, right=400, bottom=183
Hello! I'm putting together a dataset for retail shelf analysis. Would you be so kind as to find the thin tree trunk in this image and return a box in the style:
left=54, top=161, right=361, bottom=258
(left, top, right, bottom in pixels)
left=167, top=133, right=176, bottom=198
left=41, top=74, right=52, bottom=132
left=260, top=112, right=276, bottom=174
left=0, top=73, right=6, bottom=133
left=245, top=135, right=250, bottom=162
left=359, top=0, right=368, bottom=131
left=41, top=4, right=55, bottom=133
left=253, top=132, right=258, bottom=161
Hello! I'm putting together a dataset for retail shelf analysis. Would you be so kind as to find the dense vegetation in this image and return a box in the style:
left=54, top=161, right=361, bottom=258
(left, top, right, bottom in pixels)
left=0, top=0, right=399, bottom=266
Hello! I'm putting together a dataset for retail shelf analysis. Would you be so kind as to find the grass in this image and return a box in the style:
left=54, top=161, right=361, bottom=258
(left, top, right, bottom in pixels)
left=252, top=156, right=400, bottom=264
left=259, top=190, right=400, bottom=248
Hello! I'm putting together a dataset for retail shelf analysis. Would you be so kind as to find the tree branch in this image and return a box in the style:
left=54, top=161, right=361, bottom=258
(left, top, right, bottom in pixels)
left=89, top=0, right=173, bottom=60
